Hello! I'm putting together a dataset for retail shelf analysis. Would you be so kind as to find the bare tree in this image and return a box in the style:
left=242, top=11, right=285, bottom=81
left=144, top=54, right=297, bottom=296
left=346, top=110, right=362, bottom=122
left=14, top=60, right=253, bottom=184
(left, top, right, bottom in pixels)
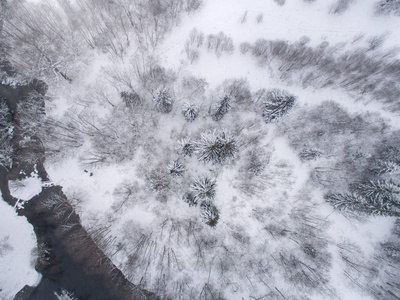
left=0, top=100, right=13, bottom=169
left=329, top=0, right=354, bottom=14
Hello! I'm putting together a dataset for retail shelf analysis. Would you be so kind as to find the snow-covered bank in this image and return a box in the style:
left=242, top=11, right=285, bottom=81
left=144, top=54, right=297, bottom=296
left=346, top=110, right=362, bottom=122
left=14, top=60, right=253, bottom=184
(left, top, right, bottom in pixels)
left=0, top=194, right=40, bottom=299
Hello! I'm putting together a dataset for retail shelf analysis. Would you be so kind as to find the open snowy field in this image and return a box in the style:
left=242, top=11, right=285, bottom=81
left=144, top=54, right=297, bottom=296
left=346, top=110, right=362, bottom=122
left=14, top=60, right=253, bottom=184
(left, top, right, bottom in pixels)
left=2, top=0, right=400, bottom=299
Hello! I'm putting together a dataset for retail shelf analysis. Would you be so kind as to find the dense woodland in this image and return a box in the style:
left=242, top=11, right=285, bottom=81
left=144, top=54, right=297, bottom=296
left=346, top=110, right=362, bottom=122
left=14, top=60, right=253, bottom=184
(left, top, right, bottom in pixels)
left=1, top=0, right=400, bottom=299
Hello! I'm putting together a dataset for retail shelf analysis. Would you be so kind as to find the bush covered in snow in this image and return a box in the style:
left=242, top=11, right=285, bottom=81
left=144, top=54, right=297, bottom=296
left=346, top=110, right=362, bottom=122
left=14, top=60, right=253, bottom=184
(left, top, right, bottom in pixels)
left=154, top=90, right=173, bottom=113
left=168, top=160, right=185, bottom=177
left=195, top=130, right=238, bottom=164
left=262, top=89, right=296, bottom=123
left=178, top=138, right=195, bottom=157
left=182, top=192, right=197, bottom=206
left=190, top=177, right=217, bottom=201
left=182, top=102, right=199, bottom=122
left=200, top=201, right=219, bottom=227
left=212, top=95, right=232, bottom=121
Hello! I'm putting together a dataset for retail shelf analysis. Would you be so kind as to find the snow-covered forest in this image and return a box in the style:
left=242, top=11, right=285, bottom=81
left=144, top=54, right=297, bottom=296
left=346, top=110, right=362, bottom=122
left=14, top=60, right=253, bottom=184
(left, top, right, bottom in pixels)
left=1, top=0, right=400, bottom=299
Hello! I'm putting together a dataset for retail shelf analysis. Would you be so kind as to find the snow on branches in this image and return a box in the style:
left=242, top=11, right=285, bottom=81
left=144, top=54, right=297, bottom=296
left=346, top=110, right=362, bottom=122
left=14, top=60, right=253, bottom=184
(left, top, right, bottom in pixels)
left=212, top=95, right=231, bottom=121
left=182, top=102, right=199, bottom=122
left=190, top=177, right=216, bottom=201
left=371, top=160, right=400, bottom=175
left=178, top=138, right=195, bottom=157
left=168, top=160, right=185, bottom=177
left=262, top=89, right=296, bottom=123
left=200, top=201, right=219, bottom=227
left=154, top=90, right=173, bottom=113
left=358, top=180, right=400, bottom=208
left=190, top=177, right=219, bottom=226
left=326, top=180, right=400, bottom=217
left=195, top=130, right=237, bottom=164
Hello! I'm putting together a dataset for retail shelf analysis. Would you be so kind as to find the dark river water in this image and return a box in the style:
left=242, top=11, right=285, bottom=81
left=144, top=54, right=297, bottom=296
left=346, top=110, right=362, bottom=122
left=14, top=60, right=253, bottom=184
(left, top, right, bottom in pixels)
left=27, top=229, right=116, bottom=300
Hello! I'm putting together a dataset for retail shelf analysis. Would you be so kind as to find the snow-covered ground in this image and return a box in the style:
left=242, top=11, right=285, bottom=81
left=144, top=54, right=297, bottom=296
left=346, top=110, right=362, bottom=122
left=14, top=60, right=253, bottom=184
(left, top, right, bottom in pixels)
left=35, top=0, right=400, bottom=299
left=0, top=193, right=41, bottom=299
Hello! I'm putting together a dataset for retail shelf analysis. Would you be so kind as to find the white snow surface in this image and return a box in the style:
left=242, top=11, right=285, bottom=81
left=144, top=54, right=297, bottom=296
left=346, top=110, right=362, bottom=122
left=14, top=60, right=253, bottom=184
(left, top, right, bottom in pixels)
left=0, top=194, right=40, bottom=300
